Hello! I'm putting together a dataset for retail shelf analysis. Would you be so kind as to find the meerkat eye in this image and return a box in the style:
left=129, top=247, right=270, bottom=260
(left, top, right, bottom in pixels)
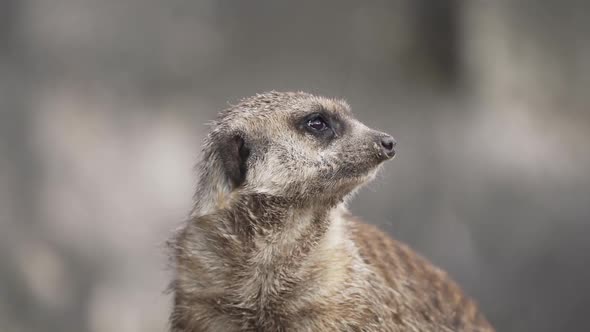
left=298, top=112, right=338, bottom=140
left=307, top=116, right=329, bottom=132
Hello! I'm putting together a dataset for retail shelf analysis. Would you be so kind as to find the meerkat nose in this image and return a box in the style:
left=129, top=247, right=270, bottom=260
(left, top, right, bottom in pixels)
left=379, top=135, right=397, bottom=159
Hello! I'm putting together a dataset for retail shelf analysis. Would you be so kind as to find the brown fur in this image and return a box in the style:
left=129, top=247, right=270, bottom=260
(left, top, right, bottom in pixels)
left=349, top=218, right=494, bottom=331
left=168, top=92, right=495, bottom=331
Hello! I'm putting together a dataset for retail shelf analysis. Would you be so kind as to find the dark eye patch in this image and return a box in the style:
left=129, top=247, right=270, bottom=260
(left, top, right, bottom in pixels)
left=307, top=115, right=329, bottom=132
left=297, top=108, right=347, bottom=142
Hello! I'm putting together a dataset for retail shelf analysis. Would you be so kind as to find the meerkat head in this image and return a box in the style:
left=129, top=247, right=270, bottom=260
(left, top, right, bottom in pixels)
left=194, top=91, right=396, bottom=214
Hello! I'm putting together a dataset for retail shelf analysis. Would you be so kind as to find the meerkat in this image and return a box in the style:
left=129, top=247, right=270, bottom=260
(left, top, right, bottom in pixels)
left=168, top=91, right=495, bottom=332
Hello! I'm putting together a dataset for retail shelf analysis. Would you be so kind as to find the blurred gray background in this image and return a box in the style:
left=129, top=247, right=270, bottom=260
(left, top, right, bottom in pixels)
left=1, top=1, right=590, bottom=331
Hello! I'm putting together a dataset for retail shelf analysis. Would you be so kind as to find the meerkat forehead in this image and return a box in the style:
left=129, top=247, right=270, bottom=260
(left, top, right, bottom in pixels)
left=216, top=91, right=352, bottom=127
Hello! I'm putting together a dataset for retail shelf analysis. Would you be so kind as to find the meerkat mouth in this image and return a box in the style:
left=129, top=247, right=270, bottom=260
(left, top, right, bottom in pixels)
left=337, top=166, right=382, bottom=190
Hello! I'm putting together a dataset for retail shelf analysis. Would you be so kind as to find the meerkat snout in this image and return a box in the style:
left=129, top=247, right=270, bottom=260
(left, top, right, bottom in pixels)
left=379, top=134, right=397, bottom=159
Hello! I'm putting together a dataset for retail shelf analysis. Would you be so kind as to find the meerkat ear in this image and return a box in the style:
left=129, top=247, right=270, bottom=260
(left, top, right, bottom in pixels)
left=217, top=133, right=250, bottom=189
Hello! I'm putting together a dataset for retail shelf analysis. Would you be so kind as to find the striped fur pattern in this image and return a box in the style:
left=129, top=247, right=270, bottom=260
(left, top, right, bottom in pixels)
left=350, top=218, right=494, bottom=331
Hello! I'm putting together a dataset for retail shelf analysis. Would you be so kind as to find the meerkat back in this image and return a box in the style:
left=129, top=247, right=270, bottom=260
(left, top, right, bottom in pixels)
left=348, top=216, right=494, bottom=331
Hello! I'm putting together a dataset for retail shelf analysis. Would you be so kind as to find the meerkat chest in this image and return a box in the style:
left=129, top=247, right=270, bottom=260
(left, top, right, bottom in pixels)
left=204, top=251, right=382, bottom=331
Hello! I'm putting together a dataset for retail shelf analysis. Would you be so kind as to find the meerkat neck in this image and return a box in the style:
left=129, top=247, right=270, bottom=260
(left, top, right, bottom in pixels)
left=183, top=191, right=351, bottom=310
left=220, top=192, right=336, bottom=255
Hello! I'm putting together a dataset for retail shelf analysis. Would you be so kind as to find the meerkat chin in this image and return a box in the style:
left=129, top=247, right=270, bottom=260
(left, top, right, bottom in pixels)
left=168, top=91, right=495, bottom=332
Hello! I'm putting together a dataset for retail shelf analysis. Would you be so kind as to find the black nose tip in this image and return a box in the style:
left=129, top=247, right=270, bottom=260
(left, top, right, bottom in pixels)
left=380, top=135, right=397, bottom=158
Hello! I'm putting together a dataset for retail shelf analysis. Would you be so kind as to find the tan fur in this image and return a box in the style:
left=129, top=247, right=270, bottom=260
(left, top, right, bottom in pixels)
left=169, top=92, right=495, bottom=332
